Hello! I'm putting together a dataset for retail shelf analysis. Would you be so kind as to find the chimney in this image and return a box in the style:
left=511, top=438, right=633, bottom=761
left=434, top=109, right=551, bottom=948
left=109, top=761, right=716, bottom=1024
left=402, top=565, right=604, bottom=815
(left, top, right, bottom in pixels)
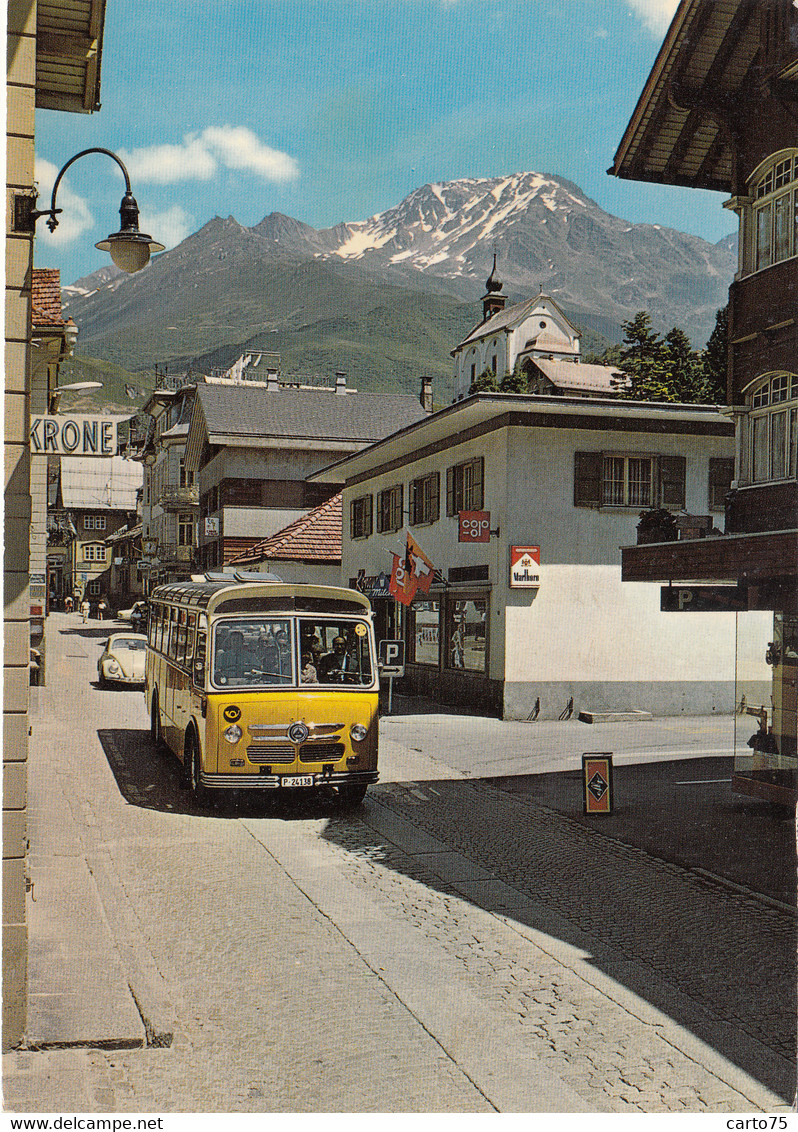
left=335, top=371, right=347, bottom=394
left=420, top=376, right=433, bottom=414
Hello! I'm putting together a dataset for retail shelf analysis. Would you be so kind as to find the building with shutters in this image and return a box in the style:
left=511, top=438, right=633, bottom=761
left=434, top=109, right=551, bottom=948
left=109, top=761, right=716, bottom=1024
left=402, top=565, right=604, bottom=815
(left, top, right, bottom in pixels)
left=311, top=392, right=771, bottom=719
left=609, top=0, right=798, bottom=804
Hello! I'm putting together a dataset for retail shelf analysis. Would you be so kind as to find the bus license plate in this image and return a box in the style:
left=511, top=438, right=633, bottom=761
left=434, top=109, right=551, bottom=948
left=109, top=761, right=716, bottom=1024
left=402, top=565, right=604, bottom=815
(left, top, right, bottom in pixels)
left=280, top=775, right=314, bottom=788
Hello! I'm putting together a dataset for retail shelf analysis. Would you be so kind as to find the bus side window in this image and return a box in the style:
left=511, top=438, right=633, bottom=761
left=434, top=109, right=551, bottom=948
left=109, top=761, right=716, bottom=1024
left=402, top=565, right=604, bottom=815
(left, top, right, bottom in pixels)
left=176, top=610, right=188, bottom=667
left=156, top=607, right=166, bottom=654
left=194, top=628, right=207, bottom=687
left=168, top=609, right=179, bottom=661
left=186, top=613, right=196, bottom=669
left=148, top=605, right=157, bottom=647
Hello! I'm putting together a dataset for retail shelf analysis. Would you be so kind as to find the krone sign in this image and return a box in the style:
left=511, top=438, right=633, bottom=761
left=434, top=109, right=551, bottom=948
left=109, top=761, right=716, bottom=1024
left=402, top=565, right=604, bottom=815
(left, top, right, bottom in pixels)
left=30, top=415, right=117, bottom=457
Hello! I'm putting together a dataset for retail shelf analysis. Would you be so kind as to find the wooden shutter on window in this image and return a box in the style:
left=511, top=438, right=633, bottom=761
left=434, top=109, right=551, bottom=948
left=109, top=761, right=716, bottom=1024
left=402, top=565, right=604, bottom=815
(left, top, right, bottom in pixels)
left=365, top=494, right=373, bottom=536
left=574, top=451, right=602, bottom=507
left=709, top=457, right=734, bottom=511
left=471, top=457, right=484, bottom=510
left=394, top=486, right=404, bottom=531
left=446, top=466, right=455, bottom=516
left=430, top=472, right=440, bottom=522
left=376, top=491, right=385, bottom=534
left=659, top=455, right=686, bottom=507
left=350, top=499, right=357, bottom=539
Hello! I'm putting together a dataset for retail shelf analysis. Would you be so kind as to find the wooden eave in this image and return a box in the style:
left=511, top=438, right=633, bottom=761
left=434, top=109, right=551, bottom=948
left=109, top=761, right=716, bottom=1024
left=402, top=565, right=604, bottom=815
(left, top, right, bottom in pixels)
left=621, top=528, right=798, bottom=583
left=609, top=0, right=763, bottom=194
left=36, top=0, right=107, bottom=114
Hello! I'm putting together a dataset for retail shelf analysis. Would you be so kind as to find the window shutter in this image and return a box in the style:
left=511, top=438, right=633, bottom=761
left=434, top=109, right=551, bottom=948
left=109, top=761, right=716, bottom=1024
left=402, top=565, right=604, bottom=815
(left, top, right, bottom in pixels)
left=446, top=466, right=455, bottom=516
left=350, top=500, right=356, bottom=540
left=365, top=494, right=373, bottom=536
left=659, top=455, right=686, bottom=507
left=431, top=472, right=440, bottom=522
left=376, top=491, right=384, bottom=534
left=709, top=457, right=734, bottom=511
left=409, top=480, right=417, bottom=525
left=473, top=457, right=484, bottom=510
left=574, top=451, right=602, bottom=507
left=394, top=486, right=403, bottom=531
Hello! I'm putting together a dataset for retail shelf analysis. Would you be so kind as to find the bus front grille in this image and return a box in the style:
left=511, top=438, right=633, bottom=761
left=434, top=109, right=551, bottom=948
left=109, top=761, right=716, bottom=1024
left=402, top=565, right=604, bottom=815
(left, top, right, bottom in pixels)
left=246, top=743, right=296, bottom=764
left=299, top=743, right=345, bottom=763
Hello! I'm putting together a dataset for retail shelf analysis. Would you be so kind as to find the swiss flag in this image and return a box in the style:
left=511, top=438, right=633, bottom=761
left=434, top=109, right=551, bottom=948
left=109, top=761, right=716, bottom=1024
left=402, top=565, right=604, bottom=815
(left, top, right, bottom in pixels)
left=389, top=553, right=417, bottom=606
left=404, top=532, right=435, bottom=594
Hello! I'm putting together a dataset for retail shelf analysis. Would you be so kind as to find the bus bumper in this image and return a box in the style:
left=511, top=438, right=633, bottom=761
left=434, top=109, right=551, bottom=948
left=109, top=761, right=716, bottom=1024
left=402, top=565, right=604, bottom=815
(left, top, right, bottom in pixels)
left=198, top=769, right=379, bottom=790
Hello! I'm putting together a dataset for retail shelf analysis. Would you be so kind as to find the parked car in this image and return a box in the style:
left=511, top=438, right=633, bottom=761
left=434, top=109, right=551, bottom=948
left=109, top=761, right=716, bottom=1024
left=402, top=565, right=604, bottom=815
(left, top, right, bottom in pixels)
left=117, top=600, right=147, bottom=623
left=97, top=633, right=148, bottom=687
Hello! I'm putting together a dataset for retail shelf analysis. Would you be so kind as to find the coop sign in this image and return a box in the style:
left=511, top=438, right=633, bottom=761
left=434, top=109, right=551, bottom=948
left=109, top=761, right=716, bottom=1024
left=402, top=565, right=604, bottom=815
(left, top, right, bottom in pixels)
left=30, top=415, right=117, bottom=457
left=510, top=546, right=541, bottom=588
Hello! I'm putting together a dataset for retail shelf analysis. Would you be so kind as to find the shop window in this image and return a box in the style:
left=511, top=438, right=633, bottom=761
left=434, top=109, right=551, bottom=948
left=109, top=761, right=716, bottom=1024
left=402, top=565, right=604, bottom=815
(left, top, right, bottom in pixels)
left=376, top=484, right=403, bottom=533
left=574, top=452, right=685, bottom=509
left=410, top=471, right=440, bottom=526
left=350, top=494, right=373, bottom=539
left=408, top=599, right=440, bottom=666
left=743, top=373, right=798, bottom=484
left=709, top=458, right=734, bottom=512
left=446, top=595, right=488, bottom=673
left=750, top=152, right=798, bottom=273
left=446, top=457, right=484, bottom=516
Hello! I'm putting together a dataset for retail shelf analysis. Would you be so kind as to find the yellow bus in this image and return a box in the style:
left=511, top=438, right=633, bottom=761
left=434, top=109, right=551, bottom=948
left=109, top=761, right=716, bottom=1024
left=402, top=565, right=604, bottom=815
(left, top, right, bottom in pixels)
left=145, top=575, right=379, bottom=804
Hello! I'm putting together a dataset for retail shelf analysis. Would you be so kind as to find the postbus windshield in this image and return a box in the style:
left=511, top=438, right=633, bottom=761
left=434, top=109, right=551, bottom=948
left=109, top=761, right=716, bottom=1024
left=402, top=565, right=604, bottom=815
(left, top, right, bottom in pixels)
left=210, top=616, right=373, bottom=689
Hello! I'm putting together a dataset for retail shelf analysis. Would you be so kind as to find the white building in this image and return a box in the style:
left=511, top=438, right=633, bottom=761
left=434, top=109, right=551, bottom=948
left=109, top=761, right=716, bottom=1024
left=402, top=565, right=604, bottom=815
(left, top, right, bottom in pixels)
left=451, top=261, right=622, bottom=401
left=310, top=392, right=770, bottom=719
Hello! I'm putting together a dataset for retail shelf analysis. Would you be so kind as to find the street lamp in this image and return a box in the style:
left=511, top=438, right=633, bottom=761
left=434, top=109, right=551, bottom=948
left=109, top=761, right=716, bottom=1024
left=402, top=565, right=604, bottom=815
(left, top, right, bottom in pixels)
left=20, top=147, right=164, bottom=273
left=48, top=380, right=103, bottom=414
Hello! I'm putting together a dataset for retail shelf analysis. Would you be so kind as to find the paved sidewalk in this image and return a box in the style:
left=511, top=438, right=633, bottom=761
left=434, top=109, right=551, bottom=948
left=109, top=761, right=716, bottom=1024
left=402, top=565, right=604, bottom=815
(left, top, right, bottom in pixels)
left=3, top=621, right=795, bottom=1112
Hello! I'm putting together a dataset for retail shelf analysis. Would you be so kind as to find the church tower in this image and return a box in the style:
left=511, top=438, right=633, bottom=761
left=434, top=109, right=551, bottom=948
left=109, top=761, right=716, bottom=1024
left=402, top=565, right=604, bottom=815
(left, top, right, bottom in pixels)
left=481, top=253, right=506, bottom=322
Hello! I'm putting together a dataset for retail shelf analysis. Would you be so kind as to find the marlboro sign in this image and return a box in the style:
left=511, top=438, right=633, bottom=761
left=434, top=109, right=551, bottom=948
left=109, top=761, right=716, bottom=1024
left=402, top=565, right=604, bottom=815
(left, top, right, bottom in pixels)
left=510, top=546, right=541, bottom=588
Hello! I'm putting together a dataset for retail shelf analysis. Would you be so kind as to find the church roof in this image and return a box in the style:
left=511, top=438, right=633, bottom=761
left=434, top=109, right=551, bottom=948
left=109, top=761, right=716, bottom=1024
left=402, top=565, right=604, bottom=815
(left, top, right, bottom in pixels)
left=530, top=358, right=624, bottom=395
left=455, top=293, right=578, bottom=351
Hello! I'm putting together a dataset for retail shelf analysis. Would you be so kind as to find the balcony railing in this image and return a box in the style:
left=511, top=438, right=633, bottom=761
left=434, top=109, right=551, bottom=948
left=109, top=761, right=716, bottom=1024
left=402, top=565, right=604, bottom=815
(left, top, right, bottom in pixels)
left=158, top=484, right=199, bottom=510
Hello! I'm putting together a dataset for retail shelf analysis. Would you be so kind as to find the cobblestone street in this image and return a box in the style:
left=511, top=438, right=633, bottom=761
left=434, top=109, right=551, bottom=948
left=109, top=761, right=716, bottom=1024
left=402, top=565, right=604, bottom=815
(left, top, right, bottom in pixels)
left=3, top=616, right=795, bottom=1113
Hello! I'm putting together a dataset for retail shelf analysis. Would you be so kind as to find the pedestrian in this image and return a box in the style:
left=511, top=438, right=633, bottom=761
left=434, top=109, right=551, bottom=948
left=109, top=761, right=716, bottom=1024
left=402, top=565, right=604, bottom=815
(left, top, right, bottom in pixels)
left=80, top=598, right=90, bottom=623
left=64, top=595, right=73, bottom=614
left=98, top=599, right=107, bottom=621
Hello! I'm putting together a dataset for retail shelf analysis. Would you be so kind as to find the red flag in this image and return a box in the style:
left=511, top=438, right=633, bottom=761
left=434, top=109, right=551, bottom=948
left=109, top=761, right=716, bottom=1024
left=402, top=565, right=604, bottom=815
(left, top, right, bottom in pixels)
left=405, top=532, right=435, bottom=594
left=389, top=553, right=418, bottom=606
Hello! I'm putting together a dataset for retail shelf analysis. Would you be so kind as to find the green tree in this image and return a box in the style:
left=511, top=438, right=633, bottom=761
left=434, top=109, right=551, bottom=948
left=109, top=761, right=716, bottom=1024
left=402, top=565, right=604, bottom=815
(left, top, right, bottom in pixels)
left=662, top=326, right=704, bottom=402
left=698, top=306, right=728, bottom=404
left=499, top=359, right=530, bottom=393
left=615, top=311, right=675, bottom=401
left=469, top=366, right=499, bottom=394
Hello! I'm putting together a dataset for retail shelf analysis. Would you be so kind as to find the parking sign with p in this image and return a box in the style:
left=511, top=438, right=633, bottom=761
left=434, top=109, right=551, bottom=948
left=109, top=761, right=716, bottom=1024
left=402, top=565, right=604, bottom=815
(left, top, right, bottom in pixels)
left=378, top=639, right=405, bottom=677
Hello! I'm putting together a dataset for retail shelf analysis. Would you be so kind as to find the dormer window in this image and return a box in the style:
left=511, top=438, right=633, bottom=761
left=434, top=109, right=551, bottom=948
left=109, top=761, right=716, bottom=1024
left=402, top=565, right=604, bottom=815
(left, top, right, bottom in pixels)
left=750, top=151, right=798, bottom=272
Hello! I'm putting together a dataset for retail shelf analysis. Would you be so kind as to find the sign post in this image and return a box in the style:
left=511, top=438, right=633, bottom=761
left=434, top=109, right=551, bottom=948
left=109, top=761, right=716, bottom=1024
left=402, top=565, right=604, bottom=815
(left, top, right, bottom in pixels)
left=378, top=639, right=405, bottom=714
left=583, top=752, right=613, bottom=814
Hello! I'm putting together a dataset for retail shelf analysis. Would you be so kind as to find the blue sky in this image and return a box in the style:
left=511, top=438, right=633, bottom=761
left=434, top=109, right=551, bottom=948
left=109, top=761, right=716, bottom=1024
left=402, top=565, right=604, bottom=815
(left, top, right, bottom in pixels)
left=34, top=0, right=736, bottom=285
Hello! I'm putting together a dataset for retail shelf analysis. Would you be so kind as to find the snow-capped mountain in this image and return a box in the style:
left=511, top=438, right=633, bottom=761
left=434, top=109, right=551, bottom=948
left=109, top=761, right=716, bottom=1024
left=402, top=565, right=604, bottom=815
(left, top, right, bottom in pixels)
left=61, top=170, right=736, bottom=395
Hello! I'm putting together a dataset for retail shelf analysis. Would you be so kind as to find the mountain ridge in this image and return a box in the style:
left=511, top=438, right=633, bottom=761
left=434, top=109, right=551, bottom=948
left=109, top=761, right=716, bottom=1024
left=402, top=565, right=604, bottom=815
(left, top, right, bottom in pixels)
left=61, top=170, right=736, bottom=406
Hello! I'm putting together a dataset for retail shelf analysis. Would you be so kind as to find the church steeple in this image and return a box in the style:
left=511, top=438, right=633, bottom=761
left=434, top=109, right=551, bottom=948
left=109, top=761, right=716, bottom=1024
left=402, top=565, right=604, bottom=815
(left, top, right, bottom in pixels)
left=481, top=252, right=506, bottom=321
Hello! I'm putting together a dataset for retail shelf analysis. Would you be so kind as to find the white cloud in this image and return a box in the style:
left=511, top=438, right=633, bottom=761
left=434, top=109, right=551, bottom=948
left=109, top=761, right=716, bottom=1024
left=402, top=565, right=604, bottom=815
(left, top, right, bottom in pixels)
left=137, top=204, right=194, bottom=251
left=33, top=158, right=94, bottom=245
left=118, top=126, right=299, bottom=186
left=628, top=0, right=679, bottom=35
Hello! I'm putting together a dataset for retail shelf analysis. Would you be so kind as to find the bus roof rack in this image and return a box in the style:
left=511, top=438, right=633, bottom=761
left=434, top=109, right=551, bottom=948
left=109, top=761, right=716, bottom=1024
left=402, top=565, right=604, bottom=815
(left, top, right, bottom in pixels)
left=190, top=570, right=283, bottom=584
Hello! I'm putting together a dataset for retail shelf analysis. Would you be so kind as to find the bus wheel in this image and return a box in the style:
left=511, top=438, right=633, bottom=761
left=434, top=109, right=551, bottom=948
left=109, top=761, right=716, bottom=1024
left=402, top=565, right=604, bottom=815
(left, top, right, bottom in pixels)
left=186, top=729, right=208, bottom=803
left=337, top=783, right=367, bottom=807
left=150, top=694, right=164, bottom=750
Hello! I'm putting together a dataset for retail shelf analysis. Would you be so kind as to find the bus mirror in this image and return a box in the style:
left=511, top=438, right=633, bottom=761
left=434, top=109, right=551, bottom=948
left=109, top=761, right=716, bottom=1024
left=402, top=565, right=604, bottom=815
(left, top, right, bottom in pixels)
left=194, top=660, right=205, bottom=682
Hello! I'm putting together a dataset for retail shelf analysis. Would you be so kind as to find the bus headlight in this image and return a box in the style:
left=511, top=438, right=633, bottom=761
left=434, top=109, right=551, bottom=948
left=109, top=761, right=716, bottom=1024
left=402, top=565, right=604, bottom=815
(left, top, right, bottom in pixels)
left=350, top=724, right=368, bottom=743
left=223, top=724, right=243, bottom=745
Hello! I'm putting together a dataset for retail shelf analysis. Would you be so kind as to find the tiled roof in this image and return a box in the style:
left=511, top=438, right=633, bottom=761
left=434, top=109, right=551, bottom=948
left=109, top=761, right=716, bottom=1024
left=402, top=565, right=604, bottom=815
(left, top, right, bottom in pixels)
left=195, top=383, right=427, bottom=443
left=32, top=268, right=64, bottom=327
left=531, top=358, right=624, bottom=394
left=231, top=494, right=342, bottom=565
